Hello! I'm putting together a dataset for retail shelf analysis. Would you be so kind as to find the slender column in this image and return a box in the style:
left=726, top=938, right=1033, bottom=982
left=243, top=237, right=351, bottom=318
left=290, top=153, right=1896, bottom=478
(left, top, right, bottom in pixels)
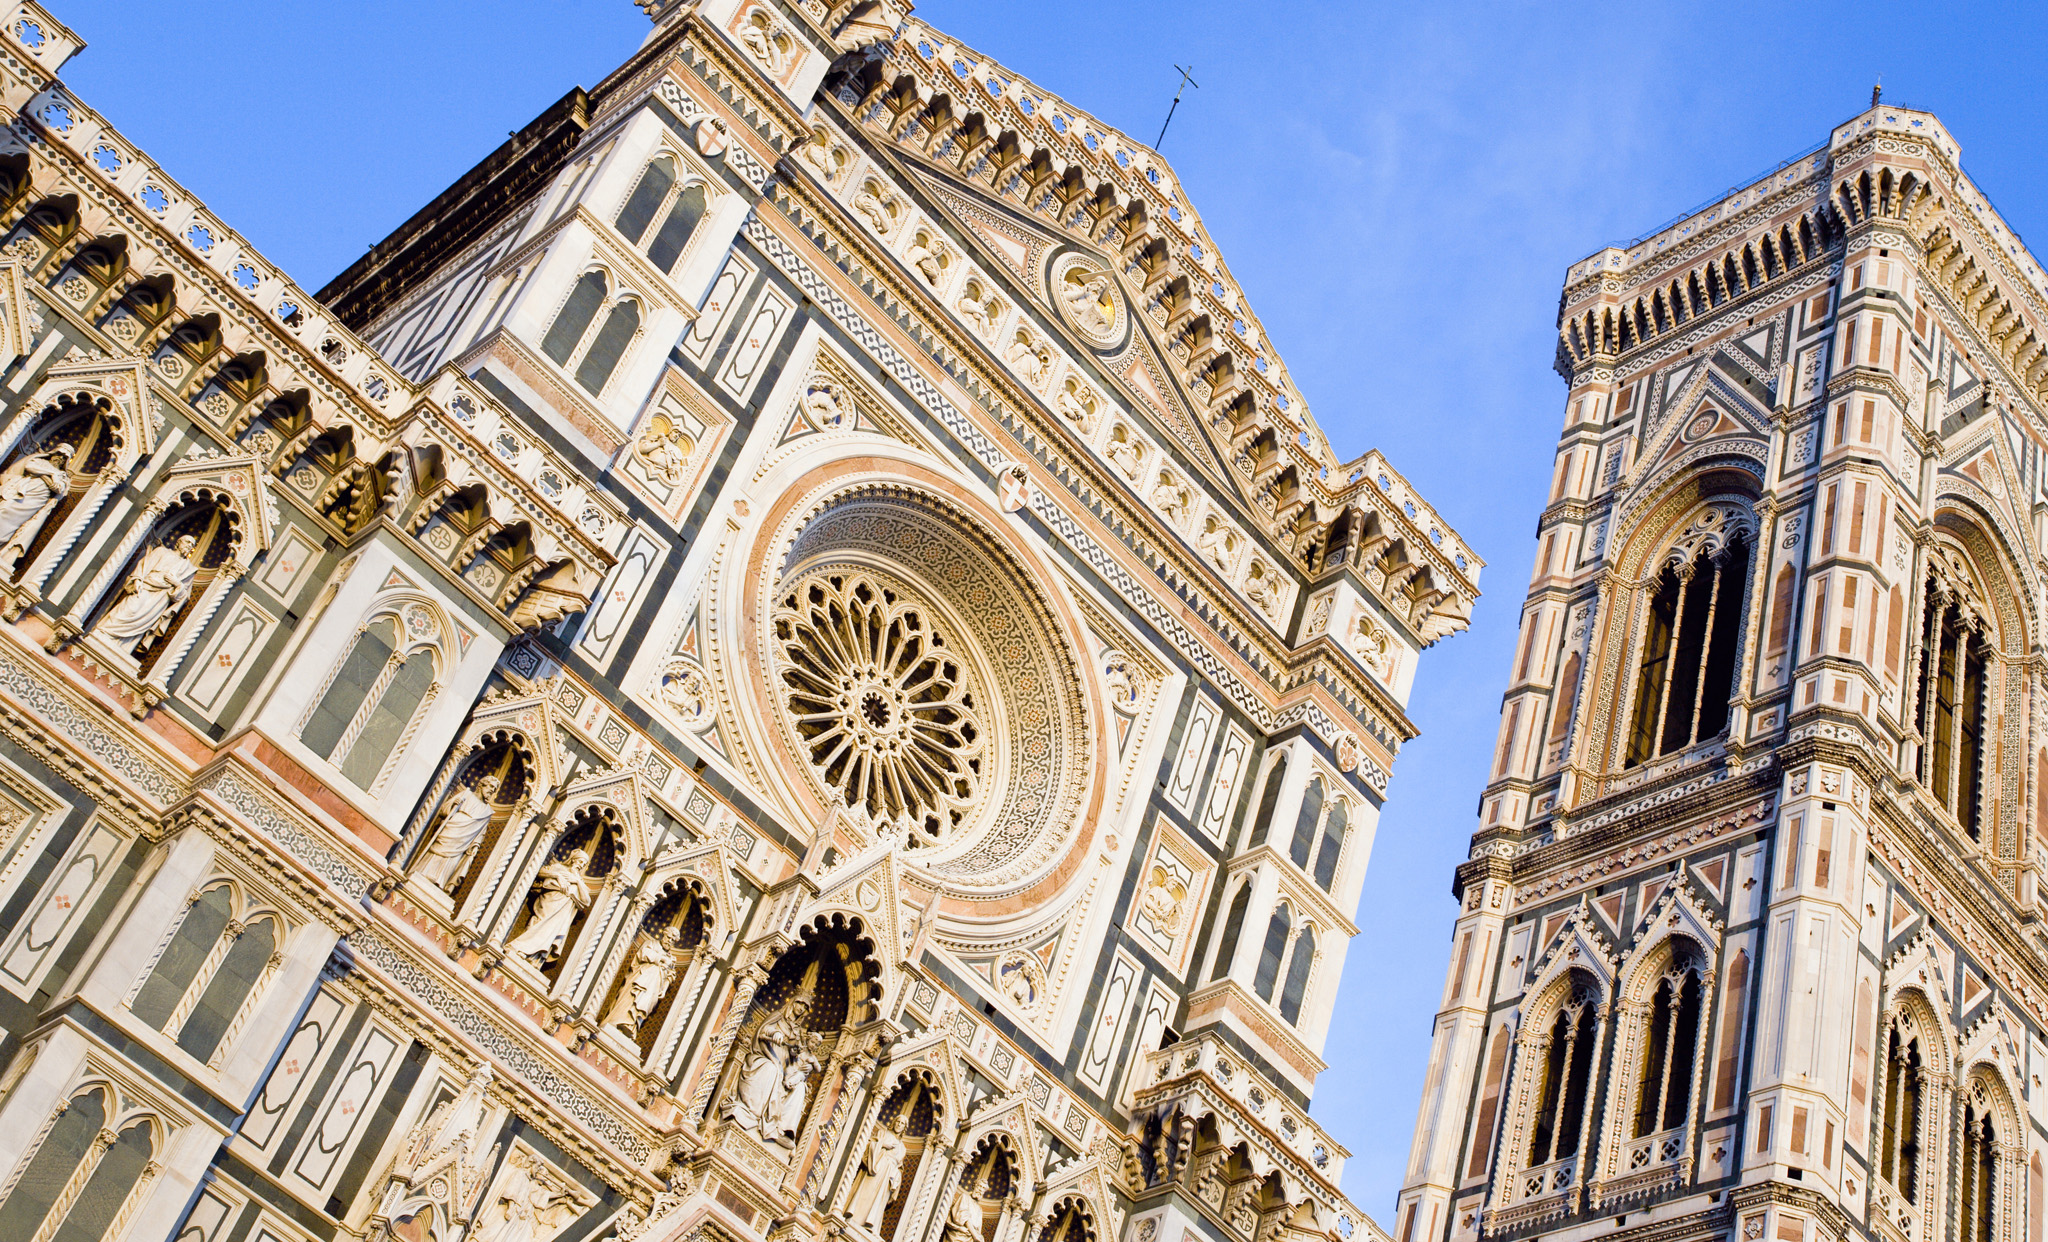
left=52, top=496, right=164, bottom=643
left=688, top=961, right=766, bottom=1125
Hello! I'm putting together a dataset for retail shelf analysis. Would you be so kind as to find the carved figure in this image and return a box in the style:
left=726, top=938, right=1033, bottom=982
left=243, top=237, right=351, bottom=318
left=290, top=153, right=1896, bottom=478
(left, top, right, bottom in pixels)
left=475, top=1151, right=581, bottom=1242
left=941, top=1181, right=983, bottom=1242
left=845, top=1116, right=907, bottom=1232
left=958, top=285, right=1000, bottom=336
left=1244, top=561, right=1276, bottom=615
left=0, top=443, right=70, bottom=572
left=1198, top=519, right=1235, bottom=573
left=1005, top=332, right=1048, bottom=385
left=1056, top=380, right=1097, bottom=432
left=803, top=384, right=848, bottom=429
left=723, top=992, right=820, bottom=1146
left=904, top=234, right=946, bottom=286
left=1060, top=264, right=1116, bottom=334
left=420, top=775, right=501, bottom=891
left=854, top=185, right=896, bottom=236
left=1152, top=472, right=1189, bottom=525
left=802, top=136, right=841, bottom=182
left=98, top=533, right=199, bottom=651
left=632, top=418, right=692, bottom=485
left=1140, top=863, right=1188, bottom=933
left=505, top=849, right=594, bottom=964
left=1104, top=427, right=1143, bottom=480
left=603, top=926, right=682, bottom=1033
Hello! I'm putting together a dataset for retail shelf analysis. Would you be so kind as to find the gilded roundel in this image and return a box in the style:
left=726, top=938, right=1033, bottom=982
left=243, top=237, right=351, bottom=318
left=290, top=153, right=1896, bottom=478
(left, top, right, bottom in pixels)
left=766, top=487, right=1091, bottom=889
left=1048, top=251, right=1127, bottom=349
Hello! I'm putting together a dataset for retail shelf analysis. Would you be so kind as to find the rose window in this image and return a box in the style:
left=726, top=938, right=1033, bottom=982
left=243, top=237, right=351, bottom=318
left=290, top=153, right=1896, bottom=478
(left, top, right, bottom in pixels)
left=772, top=571, right=985, bottom=842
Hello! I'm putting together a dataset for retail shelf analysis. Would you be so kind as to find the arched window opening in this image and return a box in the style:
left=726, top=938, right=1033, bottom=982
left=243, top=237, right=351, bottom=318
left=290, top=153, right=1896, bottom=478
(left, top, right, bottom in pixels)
left=1527, top=981, right=1600, bottom=1169
left=1210, top=882, right=1251, bottom=982
left=616, top=159, right=709, bottom=275
left=1253, top=904, right=1291, bottom=1002
left=573, top=297, right=639, bottom=394
left=504, top=807, right=619, bottom=980
left=0, top=1088, right=104, bottom=1238
left=540, top=271, right=606, bottom=365
left=615, top=159, right=677, bottom=244
left=1632, top=953, right=1703, bottom=1139
left=60, top=1119, right=152, bottom=1241
left=90, top=498, right=238, bottom=672
left=1878, top=1025, right=1924, bottom=1201
left=1914, top=573, right=1991, bottom=838
left=1311, top=799, right=1348, bottom=892
left=857, top=1074, right=941, bottom=1242
left=1288, top=776, right=1325, bottom=869
left=1245, top=753, right=1286, bottom=848
left=1278, top=925, right=1315, bottom=1026
left=300, top=613, right=439, bottom=791
left=1626, top=530, right=1751, bottom=767
left=1958, top=1099, right=1997, bottom=1242
left=130, top=882, right=278, bottom=1064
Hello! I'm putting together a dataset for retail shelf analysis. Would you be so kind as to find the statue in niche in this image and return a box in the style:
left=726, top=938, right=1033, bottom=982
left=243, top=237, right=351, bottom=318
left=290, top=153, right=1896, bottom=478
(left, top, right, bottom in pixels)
left=475, top=1149, right=582, bottom=1242
left=98, top=533, right=199, bottom=652
left=505, top=848, right=594, bottom=965
left=722, top=988, right=822, bottom=1147
left=1152, top=472, right=1189, bottom=525
left=0, top=443, right=71, bottom=572
left=958, top=284, right=1001, bottom=337
left=419, top=774, right=501, bottom=891
left=1055, top=380, right=1097, bottom=432
left=1198, top=519, right=1235, bottom=573
left=602, top=924, right=683, bottom=1033
left=854, top=184, right=896, bottom=236
left=845, top=1115, right=907, bottom=1232
left=940, top=1179, right=984, bottom=1242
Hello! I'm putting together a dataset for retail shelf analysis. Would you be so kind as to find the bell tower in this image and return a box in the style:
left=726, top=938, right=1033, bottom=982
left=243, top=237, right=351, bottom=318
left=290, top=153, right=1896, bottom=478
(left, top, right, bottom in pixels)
left=1398, top=102, right=2048, bottom=1242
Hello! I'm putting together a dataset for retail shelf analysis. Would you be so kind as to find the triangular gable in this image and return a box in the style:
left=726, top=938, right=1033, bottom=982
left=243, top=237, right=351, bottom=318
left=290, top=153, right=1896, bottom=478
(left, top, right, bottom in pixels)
left=915, top=176, right=1055, bottom=284
left=1692, top=856, right=1728, bottom=901
left=1730, top=322, right=1776, bottom=371
left=1527, top=900, right=1619, bottom=999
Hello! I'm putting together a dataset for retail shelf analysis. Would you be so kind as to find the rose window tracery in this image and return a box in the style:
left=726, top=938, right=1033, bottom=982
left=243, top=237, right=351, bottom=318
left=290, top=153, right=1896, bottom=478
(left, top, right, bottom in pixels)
left=773, top=571, right=986, bottom=842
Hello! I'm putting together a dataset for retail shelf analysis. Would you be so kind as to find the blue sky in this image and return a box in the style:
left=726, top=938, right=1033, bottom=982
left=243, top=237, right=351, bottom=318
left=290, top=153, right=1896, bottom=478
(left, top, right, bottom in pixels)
left=50, top=0, right=2048, bottom=1220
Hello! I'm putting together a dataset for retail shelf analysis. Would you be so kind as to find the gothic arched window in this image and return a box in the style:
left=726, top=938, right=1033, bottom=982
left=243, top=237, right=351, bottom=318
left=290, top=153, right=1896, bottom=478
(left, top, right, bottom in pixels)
left=1632, top=953, right=1703, bottom=1139
left=1913, top=567, right=1991, bottom=838
left=1210, top=881, right=1251, bottom=982
left=615, top=158, right=709, bottom=274
left=1527, top=983, right=1600, bottom=1170
left=541, top=271, right=641, bottom=395
left=1958, top=1098, right=1998, bottom=1242
left=1287, top=775, right=1325, bottom=868
left=0, top=1089, right=156, bottom=1242
left=1311, top=798, right=1348, bottom=892
left=1278, top=924, right=1316, bottom=1025
left=1246, top=753, right=1287, bottom=848
left=1626, top=527, right=1751, bottom=767
left=1253, top=903, right=1291, bottom=1002
left=1878, top=1026, right=1924, bottom=1202
left=129, top=881, right=279, bottom=1063
left=300, top=615, right=438, bottom=791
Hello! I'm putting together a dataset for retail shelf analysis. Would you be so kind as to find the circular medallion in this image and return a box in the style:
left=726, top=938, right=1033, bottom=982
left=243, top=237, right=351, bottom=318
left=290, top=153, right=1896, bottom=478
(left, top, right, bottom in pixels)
left=1048, top=251, right=1126, bottom=349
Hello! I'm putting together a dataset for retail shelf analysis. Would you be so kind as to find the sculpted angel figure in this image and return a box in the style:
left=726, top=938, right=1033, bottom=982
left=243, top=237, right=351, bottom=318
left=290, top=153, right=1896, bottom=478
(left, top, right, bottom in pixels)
left=98, top=533, right=199, bottom=652
left=602, top=925, right=683, bottom=1033
left=0, top=443, right=71, bottom=573
left=1198, top=519, right=1235, bottom=573
left=802, top=384, right=848, bottom=429
left=419, top=774, right=501, bottom=891
left=845, top=1116, right=907, bottom=1232
left=723, top=992, right=820, bottom=1146
left=505, top=848, right=594, bottom=965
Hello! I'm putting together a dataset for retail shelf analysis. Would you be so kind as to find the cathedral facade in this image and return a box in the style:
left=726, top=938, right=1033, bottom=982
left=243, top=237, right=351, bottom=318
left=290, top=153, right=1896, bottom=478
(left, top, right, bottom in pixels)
left=0, top=5, right=1478, bottom=1242
left=1398, top=101, right=2048, bottom=1242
